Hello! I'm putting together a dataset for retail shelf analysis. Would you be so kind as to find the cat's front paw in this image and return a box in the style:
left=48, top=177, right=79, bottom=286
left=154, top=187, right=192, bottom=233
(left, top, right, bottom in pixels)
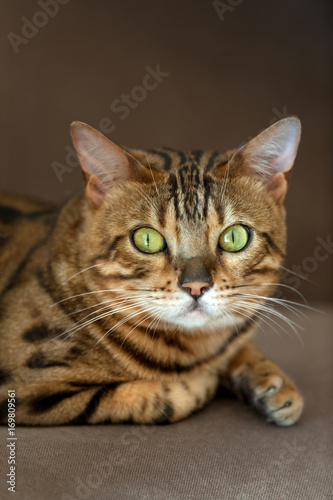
left=231, top=365, right=304, bottom=426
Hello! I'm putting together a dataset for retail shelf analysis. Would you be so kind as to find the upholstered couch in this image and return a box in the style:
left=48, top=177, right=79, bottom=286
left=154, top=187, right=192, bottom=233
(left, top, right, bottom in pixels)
left=0, top=305, right=332, bottom=500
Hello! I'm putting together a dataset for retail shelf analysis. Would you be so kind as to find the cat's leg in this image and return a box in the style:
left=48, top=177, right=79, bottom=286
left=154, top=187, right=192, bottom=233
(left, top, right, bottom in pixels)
left=10, top=368, right=219, bottom=425
left=221, top=342, right=303, bottom=426
left=89, top=369, right=219, bottom=425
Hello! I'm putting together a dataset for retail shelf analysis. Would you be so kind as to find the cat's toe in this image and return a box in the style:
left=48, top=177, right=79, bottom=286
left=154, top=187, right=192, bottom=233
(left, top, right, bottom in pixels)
left=249, top=374, right=284, bottom=399
left=237, top=373, right=303, bottom=426
left=259, top=383, right=304, bottom=426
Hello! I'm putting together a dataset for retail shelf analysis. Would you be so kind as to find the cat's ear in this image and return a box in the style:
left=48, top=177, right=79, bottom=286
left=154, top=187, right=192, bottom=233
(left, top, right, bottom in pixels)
left=230, top=117, right=301, bottom=203
left=70, top=121, right=150, bottom=207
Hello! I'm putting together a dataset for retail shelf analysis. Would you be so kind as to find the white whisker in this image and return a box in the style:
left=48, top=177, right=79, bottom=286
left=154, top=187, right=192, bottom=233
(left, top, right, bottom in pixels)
left=50, top=288, right=150, bottom=307
left=280, top=266, right=315, bottom=284
left=60, top=264, right=100, bottom=286
left=234, top=298, right=304, bottom=345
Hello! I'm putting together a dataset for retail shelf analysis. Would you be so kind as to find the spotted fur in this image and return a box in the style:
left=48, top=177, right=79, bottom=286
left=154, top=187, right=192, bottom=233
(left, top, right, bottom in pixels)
left=0, top=118, right=303, bottom=426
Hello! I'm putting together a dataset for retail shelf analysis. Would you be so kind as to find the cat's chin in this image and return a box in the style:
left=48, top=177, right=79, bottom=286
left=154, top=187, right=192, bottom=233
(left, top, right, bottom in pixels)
left=167, top=308, right=240, bottom=332
left=180, top=309, right=209, bottom=328
left=185, top=308, right=206, bottom=319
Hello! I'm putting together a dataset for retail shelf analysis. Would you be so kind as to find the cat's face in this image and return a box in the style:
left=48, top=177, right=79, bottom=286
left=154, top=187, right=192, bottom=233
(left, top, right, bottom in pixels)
left=70, top=118, right=300, bottom=334
left=83, top=162, right=284, bottom=332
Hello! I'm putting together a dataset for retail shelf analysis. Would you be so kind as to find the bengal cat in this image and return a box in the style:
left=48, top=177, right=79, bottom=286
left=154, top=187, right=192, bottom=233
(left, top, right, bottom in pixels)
left=0, top=117, right=304, bottom=426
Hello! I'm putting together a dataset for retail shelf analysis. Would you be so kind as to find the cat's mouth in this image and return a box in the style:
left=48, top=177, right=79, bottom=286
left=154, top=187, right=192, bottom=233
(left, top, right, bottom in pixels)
left=168, top=292, right=233, bottom=328
left=184, top=306, right=206, bottom=319
left=182, top=302, right=208, bottom=321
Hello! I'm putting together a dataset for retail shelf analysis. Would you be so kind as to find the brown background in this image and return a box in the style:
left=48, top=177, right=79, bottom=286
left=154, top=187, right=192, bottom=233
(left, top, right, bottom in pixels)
left=0, top=0, right=332, bottom=302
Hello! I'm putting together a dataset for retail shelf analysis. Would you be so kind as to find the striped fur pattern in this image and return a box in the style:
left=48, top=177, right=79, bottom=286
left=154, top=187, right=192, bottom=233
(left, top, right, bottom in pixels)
left=0, top=118, right=303, bottom=426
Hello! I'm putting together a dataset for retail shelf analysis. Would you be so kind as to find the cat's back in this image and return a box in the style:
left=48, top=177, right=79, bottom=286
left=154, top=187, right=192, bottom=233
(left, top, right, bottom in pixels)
left=0, top=192, right=58, bottom=295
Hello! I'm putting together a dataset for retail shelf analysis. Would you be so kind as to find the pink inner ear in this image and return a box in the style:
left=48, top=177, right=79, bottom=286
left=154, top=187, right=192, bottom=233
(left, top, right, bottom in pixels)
left=71, top=123, right=130, bottom=180
left=70, top=121, right=134, bottom=207
left=236, top=117, right=301, bottom=180
left=273, top=142, right=297, bottom=174
left=71, top=121, right=155, bottom=208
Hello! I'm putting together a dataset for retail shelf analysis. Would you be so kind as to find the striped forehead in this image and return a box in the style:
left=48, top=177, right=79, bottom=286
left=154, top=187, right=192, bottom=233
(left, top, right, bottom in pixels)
left=173, top=161, right=205, bottom=220
left=146, top=148, right=226, bottom=174
left=146, top=149, right=228, bottom=222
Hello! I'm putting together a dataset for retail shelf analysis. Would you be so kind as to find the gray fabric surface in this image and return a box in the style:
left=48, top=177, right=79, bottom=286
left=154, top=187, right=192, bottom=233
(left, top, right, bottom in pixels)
left=1, top=304, right=332, bottom=500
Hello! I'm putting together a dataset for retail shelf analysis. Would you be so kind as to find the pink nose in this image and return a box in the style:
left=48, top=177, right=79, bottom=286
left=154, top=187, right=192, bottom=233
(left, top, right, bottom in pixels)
left=182, top=282, right=210, bottom=297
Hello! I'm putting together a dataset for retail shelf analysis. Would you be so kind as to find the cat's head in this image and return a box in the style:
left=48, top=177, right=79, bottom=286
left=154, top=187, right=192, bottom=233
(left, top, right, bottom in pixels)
left=70, top=118, right=301, bottom=334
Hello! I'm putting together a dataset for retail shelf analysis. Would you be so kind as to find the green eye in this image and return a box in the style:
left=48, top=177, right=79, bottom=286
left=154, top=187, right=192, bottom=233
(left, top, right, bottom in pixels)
left=218, top=225, right=250, bottom=252
left=133, top=227, right=166, bottom=254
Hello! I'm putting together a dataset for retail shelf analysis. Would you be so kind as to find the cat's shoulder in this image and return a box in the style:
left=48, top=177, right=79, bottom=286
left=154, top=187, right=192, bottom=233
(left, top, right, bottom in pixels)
left=0, top=192, right=55, bottom=216
left=0, top=192, right=58, bottom=246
